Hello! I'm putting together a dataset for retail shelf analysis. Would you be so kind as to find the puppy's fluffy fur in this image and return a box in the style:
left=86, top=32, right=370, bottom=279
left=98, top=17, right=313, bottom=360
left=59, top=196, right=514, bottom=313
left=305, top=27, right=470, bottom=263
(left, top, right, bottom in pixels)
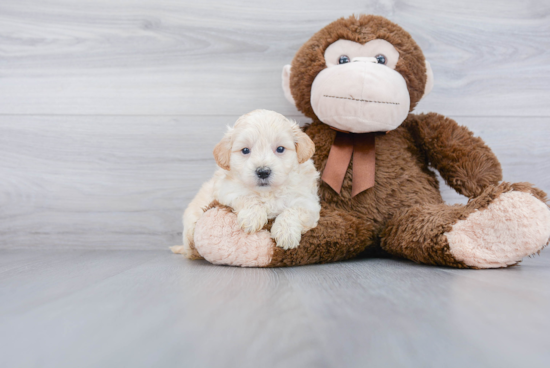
left=174, top=109, right=321, bottom=259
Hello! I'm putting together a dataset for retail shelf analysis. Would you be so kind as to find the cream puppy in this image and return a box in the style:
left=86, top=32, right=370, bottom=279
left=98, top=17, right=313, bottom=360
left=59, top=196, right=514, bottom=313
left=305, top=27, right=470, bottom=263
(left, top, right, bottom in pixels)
left=175, top=109, right=320, bottom=259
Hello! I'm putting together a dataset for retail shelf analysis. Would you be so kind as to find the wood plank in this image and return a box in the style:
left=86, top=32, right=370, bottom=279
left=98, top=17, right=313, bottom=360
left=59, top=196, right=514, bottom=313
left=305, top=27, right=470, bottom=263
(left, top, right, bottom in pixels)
left=0, top=249, right=549, bottom=367
left=284, top=254, right=550, bottom=367
left=0, top=115, right=223, bottom=249
left=0, top=0, right=549, bottom=116
left=1, top=115, right=548, bottom=248
left=0, top=250, right=325, bottom=368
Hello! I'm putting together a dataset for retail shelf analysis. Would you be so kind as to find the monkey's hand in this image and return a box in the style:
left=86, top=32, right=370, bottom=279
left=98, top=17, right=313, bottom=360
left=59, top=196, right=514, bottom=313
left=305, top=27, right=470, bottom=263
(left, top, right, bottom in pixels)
left=405, top=112, right=502, bottom=198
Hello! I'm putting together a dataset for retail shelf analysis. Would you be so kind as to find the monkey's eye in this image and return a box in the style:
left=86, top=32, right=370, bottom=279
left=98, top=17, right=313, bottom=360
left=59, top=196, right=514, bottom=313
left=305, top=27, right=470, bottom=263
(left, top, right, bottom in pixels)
left=338, top=55, right=350, bottom=64
left=241, top=148, right=250, bottom=154
left=375, top=54, right=387, bottom=65
left=276, top=146, right=285, bottom=153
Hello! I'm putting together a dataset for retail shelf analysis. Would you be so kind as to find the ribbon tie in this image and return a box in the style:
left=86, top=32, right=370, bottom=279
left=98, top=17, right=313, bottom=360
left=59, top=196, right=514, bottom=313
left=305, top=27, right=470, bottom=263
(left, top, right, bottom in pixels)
left=321, top=131, right=377, bottom=197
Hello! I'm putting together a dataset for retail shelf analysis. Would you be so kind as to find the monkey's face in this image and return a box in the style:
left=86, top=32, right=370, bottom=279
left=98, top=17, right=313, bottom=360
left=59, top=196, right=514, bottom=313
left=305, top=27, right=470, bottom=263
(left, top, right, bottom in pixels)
left=282, top=15, right=434, bottom=134
left=310, top=39, right=411, bottom=133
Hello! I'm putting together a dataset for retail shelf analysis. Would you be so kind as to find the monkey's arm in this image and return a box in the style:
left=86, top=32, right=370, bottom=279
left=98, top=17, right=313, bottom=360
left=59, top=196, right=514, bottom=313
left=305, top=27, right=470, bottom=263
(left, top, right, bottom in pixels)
left=404, top=112, right=502, bottom=198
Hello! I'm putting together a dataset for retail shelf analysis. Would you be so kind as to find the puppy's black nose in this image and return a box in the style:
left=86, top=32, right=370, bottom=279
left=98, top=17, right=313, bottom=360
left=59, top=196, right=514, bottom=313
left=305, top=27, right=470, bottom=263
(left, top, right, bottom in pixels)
left=256, top=167, right=271, bottom=179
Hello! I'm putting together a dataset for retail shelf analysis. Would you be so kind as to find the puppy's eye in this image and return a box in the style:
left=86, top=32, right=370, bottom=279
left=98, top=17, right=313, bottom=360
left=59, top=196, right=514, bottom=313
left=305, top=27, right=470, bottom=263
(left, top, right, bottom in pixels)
left=338, top=55, right=350, bottom=64
left=241, top=148, right=250, bottom=154
left=375, top=54, right=386, bottom=65
left=276, top=146, right=285, bottom=153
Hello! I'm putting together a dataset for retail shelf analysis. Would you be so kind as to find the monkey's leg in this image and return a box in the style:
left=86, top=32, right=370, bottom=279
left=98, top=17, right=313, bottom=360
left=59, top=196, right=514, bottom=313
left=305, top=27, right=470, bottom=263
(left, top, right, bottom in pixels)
left=266, top=205, right=376, bottom=267
left=193, top=202, right=375, bottom=267
left=380, top=183, right=550, bottom=268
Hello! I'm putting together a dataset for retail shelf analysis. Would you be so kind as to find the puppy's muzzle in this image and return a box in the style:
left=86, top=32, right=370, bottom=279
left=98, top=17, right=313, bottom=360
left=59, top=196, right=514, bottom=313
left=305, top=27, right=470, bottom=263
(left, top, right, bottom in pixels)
left=256, top=167, right=271, bottom=180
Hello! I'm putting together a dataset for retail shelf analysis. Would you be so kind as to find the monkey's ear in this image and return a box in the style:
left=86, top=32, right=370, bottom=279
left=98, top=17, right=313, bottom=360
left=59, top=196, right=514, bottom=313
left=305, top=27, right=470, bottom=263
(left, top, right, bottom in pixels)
left=292, top=124, right=315, bottom=164
left=213, top=134, right=232, bottom=171
left=424, top=60, right=434, bottom=97
left=282, top=65, right=297, bottom=106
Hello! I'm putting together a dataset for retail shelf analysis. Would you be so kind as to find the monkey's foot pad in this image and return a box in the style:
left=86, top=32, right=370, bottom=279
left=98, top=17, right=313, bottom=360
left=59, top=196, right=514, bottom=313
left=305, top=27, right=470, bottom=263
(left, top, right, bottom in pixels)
left=446, top=190, right=550, bottom=268
left=194, top=206, right=274, bottom=267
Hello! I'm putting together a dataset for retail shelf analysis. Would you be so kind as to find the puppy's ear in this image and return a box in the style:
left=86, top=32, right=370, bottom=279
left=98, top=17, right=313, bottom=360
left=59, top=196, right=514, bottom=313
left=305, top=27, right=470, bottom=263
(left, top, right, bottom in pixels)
left=292, top=124, right=315, bottom=164
left=213, top=133, right=232, bottom=171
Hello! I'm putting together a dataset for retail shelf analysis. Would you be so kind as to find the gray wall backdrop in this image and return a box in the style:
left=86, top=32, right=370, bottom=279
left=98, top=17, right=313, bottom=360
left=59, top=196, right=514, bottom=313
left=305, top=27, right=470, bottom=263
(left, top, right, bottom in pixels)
left=1, top=0, right=549, bottom=249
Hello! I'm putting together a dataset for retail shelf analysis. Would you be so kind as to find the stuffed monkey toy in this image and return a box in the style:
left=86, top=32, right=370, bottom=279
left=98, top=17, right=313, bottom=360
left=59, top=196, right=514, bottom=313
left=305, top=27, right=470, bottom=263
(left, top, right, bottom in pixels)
left=185, top=15, right=550, bottom=268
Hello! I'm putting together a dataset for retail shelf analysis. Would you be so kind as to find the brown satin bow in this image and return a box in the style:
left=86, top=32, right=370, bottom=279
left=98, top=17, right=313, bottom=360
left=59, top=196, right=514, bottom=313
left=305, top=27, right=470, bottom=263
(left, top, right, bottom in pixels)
left=321, top=131, right=377, bottom=197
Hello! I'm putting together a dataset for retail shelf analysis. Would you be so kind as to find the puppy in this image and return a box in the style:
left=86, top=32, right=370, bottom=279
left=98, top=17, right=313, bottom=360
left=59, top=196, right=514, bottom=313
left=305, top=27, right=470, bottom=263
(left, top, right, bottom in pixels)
left=174, top=109, right=321, bottom=259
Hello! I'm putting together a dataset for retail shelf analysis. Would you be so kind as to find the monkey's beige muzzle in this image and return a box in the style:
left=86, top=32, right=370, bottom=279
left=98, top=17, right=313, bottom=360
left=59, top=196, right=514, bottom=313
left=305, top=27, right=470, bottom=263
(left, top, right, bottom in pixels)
left=310, top=61, right=410, bottom=134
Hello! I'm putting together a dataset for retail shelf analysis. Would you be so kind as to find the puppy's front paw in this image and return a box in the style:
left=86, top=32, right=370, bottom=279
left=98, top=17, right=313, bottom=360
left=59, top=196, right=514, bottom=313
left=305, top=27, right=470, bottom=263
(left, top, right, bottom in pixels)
left=237, top=207, right=268, bottom=233
left=271, top=218, right=302, bottom=250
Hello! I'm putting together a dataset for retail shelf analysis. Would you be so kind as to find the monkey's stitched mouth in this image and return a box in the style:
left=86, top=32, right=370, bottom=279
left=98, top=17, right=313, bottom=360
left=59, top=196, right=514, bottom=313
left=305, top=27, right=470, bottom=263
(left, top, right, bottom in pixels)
left=323, top=95, right=399, bottom=105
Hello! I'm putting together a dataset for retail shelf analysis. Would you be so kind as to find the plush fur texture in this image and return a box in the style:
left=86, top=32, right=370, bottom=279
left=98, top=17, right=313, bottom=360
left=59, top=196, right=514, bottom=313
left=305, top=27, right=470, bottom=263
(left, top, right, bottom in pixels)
left=380, top=182, right=548, bottom=268
left=177, top=109, right=320, bottom=258
left=308, top=38, right=413, bottom=133
left=447, top=188, right=550, bottom=268
left=290, top=15, right=428, bottom=120
left=193, top=202, right=274, bottom=267
left=186, top=15, right=550, bottom=268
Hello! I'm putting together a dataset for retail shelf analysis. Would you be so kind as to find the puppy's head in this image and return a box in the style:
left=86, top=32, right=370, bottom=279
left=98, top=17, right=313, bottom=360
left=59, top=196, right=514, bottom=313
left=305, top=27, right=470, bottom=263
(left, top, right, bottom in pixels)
left=213, top=109, right=315, bottom=189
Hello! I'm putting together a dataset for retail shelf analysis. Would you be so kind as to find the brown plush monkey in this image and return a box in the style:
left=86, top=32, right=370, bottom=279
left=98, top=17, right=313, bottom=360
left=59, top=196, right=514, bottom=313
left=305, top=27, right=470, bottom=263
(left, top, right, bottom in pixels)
left=186, top=15, right=550, bottom=268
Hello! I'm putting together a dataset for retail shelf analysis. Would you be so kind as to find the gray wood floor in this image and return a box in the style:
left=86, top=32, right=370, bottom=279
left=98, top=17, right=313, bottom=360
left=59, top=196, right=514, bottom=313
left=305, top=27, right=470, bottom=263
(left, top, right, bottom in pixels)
left=1, top=249, right=549, bottom=368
